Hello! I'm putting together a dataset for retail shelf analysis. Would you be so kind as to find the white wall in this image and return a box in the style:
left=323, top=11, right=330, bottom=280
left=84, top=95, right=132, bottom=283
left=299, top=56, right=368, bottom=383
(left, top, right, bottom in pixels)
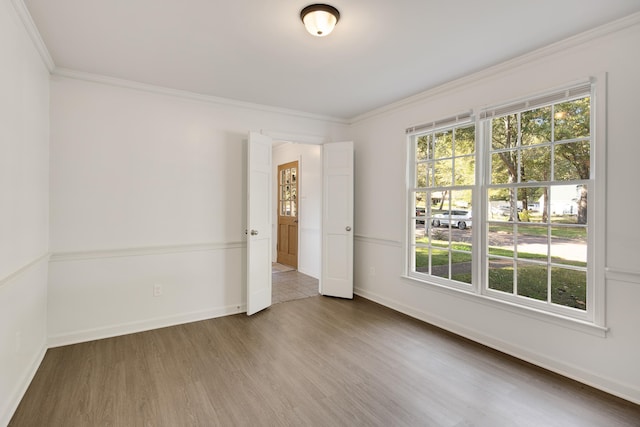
left=350, top=19, right=640, bottom=404
left=0, top=0, right=50, bottom=424
left=272, top=143, right=322, bottom=278
left=48, top=76, right=348, bottom=345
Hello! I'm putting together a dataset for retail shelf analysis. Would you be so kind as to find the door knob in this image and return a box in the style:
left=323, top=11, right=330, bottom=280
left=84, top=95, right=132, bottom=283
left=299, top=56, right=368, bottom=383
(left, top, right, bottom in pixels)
left=345, top=226, right=352, bottom=232
left=250, top=230, right=259, bottom=236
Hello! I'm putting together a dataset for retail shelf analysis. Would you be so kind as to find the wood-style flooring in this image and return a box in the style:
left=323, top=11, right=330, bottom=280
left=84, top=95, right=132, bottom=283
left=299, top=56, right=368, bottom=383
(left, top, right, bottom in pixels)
left=10, top=296, right=640, bottom=426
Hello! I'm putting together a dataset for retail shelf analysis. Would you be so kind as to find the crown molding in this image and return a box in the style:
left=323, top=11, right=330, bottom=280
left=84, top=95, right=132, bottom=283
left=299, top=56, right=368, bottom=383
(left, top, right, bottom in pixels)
left=51, top=67, right=349, bottom=125
left=10, top=0, right=54, bottom=72
left=349, top=11, right=640, bottom=124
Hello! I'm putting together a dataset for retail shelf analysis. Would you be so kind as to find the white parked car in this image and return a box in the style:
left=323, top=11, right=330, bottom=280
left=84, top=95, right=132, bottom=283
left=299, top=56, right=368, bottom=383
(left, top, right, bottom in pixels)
left=432, top=210, right=472, bottom=230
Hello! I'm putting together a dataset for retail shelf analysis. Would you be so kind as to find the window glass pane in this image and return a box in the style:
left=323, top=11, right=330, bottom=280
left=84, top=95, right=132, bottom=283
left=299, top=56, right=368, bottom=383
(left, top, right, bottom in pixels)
left=416, top=163, right=428, bottom=188
left=454, top=126, right=475, bottom=156
left=488, top=224, right=514, bottom=256
left=415, top=191, right=427, bottom=213
left=489, top=189, right=512, bottom=221
left=551, top=268, right=586, bottom=310
left=431, top=248, right=449, bottom=279
left=280, top=170, right=285, bottom=185
left=454, top=156, right=475, bottom=185
left=285, top=169, right=291, bottom=184
left=291, top=201, right=297, bottom=217
left=491, top=151, right=516, bottom=184
left=434, top=130, right=453, bottom=159
left=517, top=261, right=548, bottom=302
left=280, top=202, right=286, bottom=216
left=554, top=97, right=590, bottom=141
left=416, top=134, right=432, bottom=161
left=434, top=159, right=453, bottom=186
left=521, top=146, right=551, bottom=182
left=452, top=254, right=472, bottom=284
left=451, top=189, right=472, bottom=212
left=521, top=106, right=552, bottom=145
left=497, top=188, right=519, bottom=223
left=291, top=168, right=297, bottom=183
left=488, top=258, right=514, bottom=293
left=551, top=226, right=587, bottom=265
left=517, top=187, right=545, bottom=222
left=491, top=114, right=519, bottom=150
left=415, top=246, right=429, bottom=274
left=413, top=220, right=427, bottom=244
left=517, top=225, right=548, bottom=261
left=549, top=184, right=584, bottom=224
left=554, top=141, right=590, bottom=181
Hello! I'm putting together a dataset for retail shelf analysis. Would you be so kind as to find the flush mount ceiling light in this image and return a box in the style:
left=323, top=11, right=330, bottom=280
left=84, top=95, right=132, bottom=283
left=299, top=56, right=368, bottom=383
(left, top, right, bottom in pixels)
left=300, top=4, right=340, bottom=37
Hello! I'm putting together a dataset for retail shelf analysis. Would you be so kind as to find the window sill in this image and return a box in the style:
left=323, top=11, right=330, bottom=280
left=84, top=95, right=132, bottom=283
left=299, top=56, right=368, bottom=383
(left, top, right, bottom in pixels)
left=401, top=274, right=608, bottom=338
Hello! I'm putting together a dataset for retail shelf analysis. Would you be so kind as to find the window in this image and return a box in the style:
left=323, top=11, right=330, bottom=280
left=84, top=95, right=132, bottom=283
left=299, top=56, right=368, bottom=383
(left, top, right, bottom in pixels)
left=407, top=81, right=602, bottom=326
left=408, top=113, right=475, bottom=290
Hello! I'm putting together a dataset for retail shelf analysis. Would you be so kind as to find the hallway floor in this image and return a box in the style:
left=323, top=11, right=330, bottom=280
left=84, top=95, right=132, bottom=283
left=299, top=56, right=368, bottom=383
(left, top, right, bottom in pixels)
left=272, top=269, right=319, bottom=304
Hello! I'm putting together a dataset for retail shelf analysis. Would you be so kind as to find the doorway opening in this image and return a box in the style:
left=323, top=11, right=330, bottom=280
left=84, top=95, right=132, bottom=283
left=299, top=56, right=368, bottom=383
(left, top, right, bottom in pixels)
left=273, top=159, right=319, bottom=303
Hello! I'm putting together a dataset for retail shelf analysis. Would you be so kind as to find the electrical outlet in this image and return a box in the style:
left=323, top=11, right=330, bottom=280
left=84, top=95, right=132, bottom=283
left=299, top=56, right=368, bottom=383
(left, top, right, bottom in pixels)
left=153, top=284, right=163, bottom=297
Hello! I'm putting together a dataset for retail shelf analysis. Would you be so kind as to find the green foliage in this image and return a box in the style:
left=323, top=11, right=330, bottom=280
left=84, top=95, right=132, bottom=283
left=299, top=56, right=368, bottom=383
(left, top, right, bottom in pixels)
left=489, top=97, right=591, bottom=224
left=415, top=245, right=472, bottom=267
left=554, top=98, right=590, bottom=141
left=488, top=265, right=586, bottom=310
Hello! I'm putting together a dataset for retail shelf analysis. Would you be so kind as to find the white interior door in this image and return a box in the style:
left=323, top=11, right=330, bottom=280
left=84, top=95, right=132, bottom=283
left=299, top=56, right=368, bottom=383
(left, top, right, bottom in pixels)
left=321, top=141, right=354, bottom=298
left=247, top=131, right=272, bottom=315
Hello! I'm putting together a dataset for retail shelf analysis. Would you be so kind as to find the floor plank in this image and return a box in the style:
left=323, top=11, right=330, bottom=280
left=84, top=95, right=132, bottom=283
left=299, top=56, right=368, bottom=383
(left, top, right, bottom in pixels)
left=10, top=296, right=640, bottom=426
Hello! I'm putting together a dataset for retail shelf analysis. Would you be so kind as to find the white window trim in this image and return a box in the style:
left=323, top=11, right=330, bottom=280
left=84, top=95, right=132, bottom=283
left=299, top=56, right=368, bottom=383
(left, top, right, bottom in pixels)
left=405, top=113, right=476, bottom=293
left=405, top=75, right=607, bottom=334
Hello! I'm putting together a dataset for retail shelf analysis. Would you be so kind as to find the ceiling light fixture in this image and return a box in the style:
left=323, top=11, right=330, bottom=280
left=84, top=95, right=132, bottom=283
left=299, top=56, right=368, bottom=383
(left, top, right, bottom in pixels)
left=300, top=4, right=340, bottom=37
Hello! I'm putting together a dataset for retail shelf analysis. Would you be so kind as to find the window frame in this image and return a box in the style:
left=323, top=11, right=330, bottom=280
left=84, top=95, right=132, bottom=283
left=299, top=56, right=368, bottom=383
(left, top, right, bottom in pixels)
left=406, top=113, right=477, bottom=293
left=405, top=78, right=606, bottom=331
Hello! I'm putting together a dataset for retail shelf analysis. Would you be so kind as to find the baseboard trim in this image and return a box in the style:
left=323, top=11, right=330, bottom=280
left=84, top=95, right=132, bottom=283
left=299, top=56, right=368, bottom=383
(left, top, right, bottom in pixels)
left=1, top=341, right=47, bottom=427
left=48, top=304, right=246, bottom=348
left=354, top=287, right=640, bottom=405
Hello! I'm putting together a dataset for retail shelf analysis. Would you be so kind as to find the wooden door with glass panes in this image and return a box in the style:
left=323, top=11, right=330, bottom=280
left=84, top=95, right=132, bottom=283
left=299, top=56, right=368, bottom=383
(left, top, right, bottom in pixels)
left=277, top=161, right=298, bottom=268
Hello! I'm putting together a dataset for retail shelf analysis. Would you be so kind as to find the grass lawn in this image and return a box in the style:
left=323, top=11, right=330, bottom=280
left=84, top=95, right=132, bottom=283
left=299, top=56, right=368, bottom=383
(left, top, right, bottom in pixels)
left=415, top=239, right=587, bottom=310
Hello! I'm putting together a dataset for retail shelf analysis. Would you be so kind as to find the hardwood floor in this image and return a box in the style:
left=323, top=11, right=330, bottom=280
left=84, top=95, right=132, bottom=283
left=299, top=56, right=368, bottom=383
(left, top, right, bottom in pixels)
left=10, top=296, right=640, bottom=426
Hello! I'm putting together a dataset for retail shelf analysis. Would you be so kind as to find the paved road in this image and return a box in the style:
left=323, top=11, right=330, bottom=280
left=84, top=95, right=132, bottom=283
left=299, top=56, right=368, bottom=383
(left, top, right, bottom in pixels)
left=415, top=225, right=586, bottom=263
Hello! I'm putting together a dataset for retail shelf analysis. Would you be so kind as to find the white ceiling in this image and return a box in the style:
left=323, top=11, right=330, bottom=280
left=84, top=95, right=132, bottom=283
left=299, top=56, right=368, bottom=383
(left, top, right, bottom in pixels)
left=23, top=0, right=640, bottom=120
